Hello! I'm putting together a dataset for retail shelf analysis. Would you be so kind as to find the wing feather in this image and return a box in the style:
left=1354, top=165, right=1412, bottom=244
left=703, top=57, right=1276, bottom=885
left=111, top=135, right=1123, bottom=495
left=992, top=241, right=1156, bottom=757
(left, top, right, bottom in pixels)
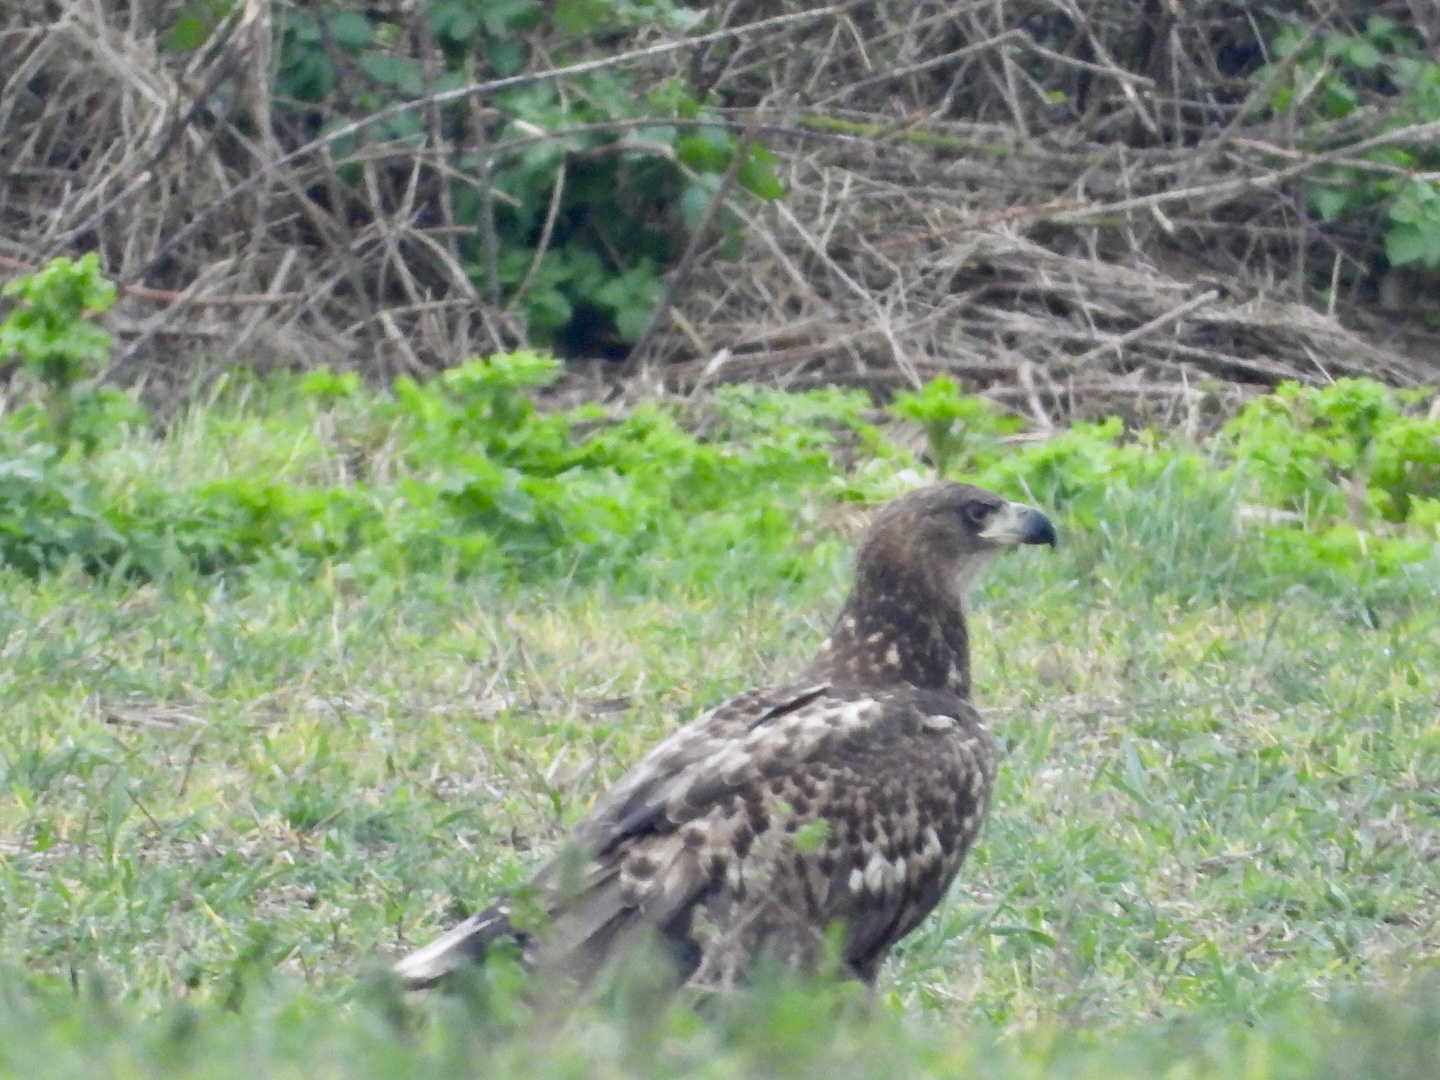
left=572, top=682, right=836, bottom=851
left=527, top=685, right=993, bottom=984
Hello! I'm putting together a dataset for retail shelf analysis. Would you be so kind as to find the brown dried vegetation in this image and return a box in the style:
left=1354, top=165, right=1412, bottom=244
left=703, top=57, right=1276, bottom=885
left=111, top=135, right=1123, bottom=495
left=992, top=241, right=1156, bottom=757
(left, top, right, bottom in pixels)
left=3, top=0, right=1440, bottom=420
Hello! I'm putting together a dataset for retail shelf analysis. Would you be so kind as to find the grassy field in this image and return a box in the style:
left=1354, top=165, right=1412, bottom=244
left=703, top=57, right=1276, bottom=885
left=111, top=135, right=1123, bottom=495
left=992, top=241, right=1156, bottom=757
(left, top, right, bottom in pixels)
left=0, top=381, right=1438, bottom=1078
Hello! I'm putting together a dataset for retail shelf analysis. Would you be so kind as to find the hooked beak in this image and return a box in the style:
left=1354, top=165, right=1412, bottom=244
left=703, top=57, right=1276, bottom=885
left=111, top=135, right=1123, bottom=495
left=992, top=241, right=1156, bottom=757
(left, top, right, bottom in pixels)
left=980, top=501, right=1057, bottom=548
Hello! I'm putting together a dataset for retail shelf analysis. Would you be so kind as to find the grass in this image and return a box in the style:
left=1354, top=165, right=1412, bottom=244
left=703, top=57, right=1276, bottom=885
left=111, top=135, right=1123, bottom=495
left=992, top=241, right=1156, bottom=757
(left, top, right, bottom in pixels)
left=0, top=393, right=1438, bottom=1077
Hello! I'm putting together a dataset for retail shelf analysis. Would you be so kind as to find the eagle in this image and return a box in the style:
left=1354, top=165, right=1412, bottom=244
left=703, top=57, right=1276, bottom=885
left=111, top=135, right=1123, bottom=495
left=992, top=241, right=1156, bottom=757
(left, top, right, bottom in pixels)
left=394, top=482, right=1055, bottom=990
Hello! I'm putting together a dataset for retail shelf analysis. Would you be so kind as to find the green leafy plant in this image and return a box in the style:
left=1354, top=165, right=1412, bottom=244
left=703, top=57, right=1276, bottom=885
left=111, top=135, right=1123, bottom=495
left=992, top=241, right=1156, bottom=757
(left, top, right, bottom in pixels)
left=0, top=439, right=125, bottom=578
left=0, top=256, right=159, bottom=577
left=1264, top=18, right=1440, bottom=272
left=1219, top=378, right=1440, bottom=590
left=889, top=376, right=1023, bottom=476
left=1222, top=378, right=1440, bottom=525
left=0, top=325, right=1432, bottom=606
left=0, top=254, right=133, bottom=455
left=233, top=1, right=785, bottom=354
left=0, top=351, right=890, bottom=584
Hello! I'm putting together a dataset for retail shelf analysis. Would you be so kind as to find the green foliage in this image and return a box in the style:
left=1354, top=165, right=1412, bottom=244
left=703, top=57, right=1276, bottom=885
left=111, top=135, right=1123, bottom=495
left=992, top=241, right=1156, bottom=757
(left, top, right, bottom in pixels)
left=1, top=971, right=1435, bottom=1080
left=1263, top=18, right=1440, bottom=273
left=0, top=353, right=880, bottom=584
left=1221, top=378, right=1440, bottom=588
left=0, top=439, right=126, bottom=578
left=192, top=0, right=783, bottom=354
left=0, top=254, right=136, bottom=455
left=871, top=375, right=1440, bottom=601
left=971, top=418, right=1258, bottom=605
left=360, top=356, right=874, bottom=581
left=0, top=257, right=155, bottom=576
left=889, top=376, right=1022, bottom=475
left=0, top=359, right=1432, bottom=604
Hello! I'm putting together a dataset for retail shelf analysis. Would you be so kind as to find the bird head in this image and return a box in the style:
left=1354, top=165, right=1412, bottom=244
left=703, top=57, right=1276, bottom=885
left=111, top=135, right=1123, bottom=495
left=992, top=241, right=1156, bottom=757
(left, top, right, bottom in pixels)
left=859, top=482, right=1056, bottom=597
left=812, top=482, right=1055, bottom=694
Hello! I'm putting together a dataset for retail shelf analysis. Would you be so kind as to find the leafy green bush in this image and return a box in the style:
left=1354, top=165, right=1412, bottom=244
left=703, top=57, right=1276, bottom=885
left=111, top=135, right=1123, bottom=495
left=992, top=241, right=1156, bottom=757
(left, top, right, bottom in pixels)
left=0, top=253, right=139, bottom=456
left=0, top=440, right=122, bottom=578
left=0, top=272, right=1434, bottom=606
left=880, top=376, right=1437, bottom=602
left=354, top=355, right=877, bottom=581
left=1221, top=378, right=1435, bottom=524
left=889, top=376, right=1022, bottom=476
left=0, top=256, right=154, bottom=576
left=1264, top=17, right=1440, bottom=272
left=164, top=0, right=784, bottom=354
left=0, top=339, right=887, bottom=583
left=1219, top=378, right=1440, bottom=590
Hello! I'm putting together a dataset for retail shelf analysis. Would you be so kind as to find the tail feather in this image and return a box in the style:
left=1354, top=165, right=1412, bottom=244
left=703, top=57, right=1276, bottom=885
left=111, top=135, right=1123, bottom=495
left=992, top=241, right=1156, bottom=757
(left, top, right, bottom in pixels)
left=395, top=845, right=711, bottom=990
left=540, top=877, right=633, bottom=983
left=393, top=902, right=518, bottom=989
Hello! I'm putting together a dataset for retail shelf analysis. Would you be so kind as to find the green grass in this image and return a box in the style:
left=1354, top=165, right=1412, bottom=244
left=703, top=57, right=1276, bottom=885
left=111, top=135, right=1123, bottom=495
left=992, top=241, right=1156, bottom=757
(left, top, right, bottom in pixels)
left=0, top=389, right=1438, bottom=1077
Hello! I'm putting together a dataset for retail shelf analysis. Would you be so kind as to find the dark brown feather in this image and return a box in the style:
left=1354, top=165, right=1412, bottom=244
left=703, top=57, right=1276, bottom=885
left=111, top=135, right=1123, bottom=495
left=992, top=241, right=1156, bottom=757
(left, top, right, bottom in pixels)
left=392, top=482, right=1054, bottom=990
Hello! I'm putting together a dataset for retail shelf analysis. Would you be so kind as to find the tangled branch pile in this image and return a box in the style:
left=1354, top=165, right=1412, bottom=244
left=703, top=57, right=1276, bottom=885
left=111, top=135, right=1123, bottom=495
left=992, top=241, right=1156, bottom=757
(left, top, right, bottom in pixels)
left=3, top=0, right=1439, bottom=420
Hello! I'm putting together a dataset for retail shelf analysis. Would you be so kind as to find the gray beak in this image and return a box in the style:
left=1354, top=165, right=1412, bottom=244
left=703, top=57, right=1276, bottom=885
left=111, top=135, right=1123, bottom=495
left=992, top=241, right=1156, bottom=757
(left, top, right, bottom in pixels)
left=980, top=501, right=1057, bottom=548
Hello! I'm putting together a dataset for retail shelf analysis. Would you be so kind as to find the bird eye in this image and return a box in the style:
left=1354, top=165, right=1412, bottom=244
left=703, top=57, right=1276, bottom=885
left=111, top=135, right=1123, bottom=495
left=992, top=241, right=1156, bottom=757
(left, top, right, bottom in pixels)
left=962, top=501, right=995, bottom=527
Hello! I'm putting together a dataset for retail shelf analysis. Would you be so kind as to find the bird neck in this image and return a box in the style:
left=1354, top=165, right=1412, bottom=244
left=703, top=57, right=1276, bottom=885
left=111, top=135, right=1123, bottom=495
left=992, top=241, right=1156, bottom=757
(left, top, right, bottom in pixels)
left=805, top=560, right=972, bottom=699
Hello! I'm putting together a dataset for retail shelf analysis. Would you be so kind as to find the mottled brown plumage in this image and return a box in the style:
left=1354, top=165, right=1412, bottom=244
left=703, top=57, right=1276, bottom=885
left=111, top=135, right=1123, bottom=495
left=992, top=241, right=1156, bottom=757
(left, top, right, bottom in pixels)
left=394, top=482, right=1055, bottom=990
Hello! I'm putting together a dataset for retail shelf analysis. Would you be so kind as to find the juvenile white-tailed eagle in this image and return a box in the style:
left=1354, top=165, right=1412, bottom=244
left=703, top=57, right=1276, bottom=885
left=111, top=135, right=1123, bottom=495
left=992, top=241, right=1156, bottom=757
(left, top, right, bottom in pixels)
left=395, top=482, right=1055, bottom=989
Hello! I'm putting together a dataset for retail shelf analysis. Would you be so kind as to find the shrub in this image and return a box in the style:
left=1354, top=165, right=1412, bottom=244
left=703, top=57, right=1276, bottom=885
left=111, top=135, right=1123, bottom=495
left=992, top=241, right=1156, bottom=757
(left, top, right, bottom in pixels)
left=1264, top=18, right=1440, bottom=274
left=190, top=0, right=786, bottom=354
left=0, top=273, right=1434, bottom=606
left=0, top=253, right=138, bottom=456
